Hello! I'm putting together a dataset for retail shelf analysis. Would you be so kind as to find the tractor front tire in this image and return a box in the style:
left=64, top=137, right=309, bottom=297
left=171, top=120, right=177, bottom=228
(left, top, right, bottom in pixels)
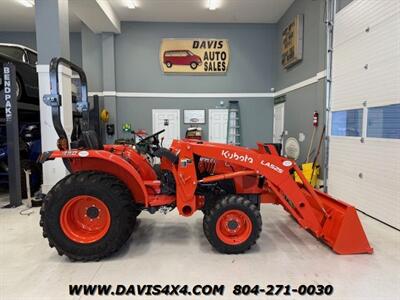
left=40, top=171, right=136, bottom=261
left=203, top=195, right=262, bottom=254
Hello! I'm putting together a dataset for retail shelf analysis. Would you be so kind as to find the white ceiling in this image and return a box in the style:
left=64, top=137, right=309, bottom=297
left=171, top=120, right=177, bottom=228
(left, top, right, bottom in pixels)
left=109, top=0, right=294, bottom=24
left=0, top=0, right=82, bottom=31
left=0, top=0, right=294, bottom=32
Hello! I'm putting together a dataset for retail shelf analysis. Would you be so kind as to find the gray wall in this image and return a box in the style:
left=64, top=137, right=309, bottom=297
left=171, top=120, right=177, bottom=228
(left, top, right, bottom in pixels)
left=283, top=79, right=325, bottom=165
left=81, top=24, right=102, bottom=91
left=273, top=0, right=327, bottom=171
left=35, top=0, right=70, bottom=63
left=274, top=0, right=326, bottom=90
left=115, top=22, right=276, bottom=93
left=112, top=22, right=276, bottom=146
left=0, top=31, right=82, bottom=66
left=69, top=33, right=82, bottom=66
left=0, top=32, right=37, bottom=50
left=117, top=98, right=274, bottom=147
left=81, top=24, right=105, bottom=141
left=0, top=1, right=329, bottom=157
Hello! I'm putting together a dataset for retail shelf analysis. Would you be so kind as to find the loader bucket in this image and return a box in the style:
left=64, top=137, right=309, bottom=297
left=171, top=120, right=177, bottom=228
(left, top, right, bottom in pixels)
left=311, top=190, right=373, bottom=254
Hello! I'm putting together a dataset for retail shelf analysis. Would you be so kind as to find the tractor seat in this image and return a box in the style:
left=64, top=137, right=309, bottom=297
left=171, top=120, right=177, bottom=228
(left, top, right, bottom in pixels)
left=81, top=130, right=103, bottom=150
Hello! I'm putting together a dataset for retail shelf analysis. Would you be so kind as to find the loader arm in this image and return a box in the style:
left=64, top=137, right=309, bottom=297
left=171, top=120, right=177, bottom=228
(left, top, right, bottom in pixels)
left=168, top=140, right=373, bottom=255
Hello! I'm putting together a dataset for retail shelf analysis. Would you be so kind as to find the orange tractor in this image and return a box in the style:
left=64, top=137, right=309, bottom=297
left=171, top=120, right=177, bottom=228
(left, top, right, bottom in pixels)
left=40, top=58, right=373, bottom=261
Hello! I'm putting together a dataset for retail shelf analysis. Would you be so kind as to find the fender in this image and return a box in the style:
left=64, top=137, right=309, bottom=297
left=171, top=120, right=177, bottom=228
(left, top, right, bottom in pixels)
left=40, top=149, right=149, bottom=205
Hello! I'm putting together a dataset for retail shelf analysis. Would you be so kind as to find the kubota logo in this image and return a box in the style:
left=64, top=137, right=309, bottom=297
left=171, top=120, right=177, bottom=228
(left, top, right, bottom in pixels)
left=221, top=150, right=254, bottom=164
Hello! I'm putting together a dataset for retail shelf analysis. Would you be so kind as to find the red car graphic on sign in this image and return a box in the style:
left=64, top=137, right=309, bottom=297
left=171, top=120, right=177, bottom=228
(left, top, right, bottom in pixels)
left=163, top=50, right=202, bottom=70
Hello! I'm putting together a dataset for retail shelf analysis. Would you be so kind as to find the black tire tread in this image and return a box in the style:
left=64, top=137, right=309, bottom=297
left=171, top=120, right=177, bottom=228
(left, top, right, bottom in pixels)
left=40, top=171, right=136, bottom=261
left=203, top=195, right=262, bottom=254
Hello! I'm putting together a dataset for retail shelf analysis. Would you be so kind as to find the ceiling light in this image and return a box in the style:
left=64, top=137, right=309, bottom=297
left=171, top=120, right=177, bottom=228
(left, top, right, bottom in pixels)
left=18, top=0, right=34, bottom=7
left=208, top=0, right=217, bottom=10
left=127, top=0, right=136, bottom=9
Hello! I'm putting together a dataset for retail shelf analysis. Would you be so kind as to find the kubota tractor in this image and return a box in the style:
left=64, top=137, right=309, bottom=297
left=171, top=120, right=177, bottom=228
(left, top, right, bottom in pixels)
left=39, top=58, right=373, bottom=261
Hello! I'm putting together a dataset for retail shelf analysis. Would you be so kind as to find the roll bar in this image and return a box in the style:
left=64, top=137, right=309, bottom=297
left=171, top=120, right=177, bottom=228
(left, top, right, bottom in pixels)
left=43, top=57, right=89, bottom=150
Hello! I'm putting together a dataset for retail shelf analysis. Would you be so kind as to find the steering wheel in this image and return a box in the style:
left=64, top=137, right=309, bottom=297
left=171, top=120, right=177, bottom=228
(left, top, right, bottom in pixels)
left=136, top=129, right=165, bottom=156
left=138, top=129, right=165, bottom=144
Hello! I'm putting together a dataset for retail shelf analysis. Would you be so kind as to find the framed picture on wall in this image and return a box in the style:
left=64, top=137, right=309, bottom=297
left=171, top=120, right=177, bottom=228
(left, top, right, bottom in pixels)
left=281, top=14, right=304, bottom=69
left=160, top=39, right=230, bottom=74
left=184, top=110, right=206, bottom=124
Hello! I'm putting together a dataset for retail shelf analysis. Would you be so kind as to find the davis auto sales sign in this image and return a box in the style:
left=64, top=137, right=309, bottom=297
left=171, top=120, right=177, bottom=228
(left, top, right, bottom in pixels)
left=160, top=39, right=230, bottom=74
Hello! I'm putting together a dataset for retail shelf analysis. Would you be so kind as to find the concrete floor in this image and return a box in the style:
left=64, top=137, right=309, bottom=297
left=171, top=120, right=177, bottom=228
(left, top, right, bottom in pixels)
left=0, top=195, right=399, bottom=300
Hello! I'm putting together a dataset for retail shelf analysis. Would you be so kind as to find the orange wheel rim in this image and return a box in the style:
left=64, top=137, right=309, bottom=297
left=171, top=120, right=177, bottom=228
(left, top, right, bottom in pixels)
left=60, top=195, right=111, bottom=244
left=216, top=209, right=252, bottom=245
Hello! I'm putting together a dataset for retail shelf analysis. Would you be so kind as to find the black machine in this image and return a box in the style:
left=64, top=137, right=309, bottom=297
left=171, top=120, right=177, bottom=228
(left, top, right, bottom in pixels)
left=43, top=57, right=102, bottom=153
left=0, top=57, right=101, bottom=207
left=0, top=44, right=38, bottom=103
left=72, top=95, right=101, bottom=145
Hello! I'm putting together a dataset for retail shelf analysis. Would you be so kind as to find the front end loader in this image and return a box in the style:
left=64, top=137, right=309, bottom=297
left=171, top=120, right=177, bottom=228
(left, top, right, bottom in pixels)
left=39, top=58, right=372, bottom=261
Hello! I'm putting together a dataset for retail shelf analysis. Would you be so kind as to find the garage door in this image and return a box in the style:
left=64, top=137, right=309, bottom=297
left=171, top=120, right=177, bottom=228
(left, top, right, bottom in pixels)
left=328, top=0, right=400, bottom=228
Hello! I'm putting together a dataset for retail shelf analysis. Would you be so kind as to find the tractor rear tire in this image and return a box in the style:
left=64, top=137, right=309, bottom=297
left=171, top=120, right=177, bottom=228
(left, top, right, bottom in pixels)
left=203, top=195, right=262, bottom=254
left=40, top=171, right=137, bottom=261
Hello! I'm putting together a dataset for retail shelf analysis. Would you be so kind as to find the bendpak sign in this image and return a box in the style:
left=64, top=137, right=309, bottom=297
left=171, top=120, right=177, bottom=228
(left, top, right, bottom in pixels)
left=3, top=65, right=13, bottom=122
left=160, top=39, right=230, bottom=74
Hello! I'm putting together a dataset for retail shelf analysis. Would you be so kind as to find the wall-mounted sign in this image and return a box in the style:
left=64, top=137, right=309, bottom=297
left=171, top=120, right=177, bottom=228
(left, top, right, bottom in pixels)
left=281, top=14, right=303, bottom=69
left=160, top=39, right=230, bottom=74
left=184, top=110, right=206, bottom=124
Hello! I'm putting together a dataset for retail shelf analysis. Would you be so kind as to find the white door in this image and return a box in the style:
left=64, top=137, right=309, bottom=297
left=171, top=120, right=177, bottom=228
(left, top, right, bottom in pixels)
left=273, top=103, right=285, bottom=143
left=152, top=109, right=180, bottom=148
left=328, top=0, right=400, bottom=228
left=209, top=109, right=228, bottom=143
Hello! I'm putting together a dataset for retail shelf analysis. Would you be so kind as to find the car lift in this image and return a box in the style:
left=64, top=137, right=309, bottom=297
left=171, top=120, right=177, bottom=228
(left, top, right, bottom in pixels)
left=1, top=62, right=22, bottom=208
